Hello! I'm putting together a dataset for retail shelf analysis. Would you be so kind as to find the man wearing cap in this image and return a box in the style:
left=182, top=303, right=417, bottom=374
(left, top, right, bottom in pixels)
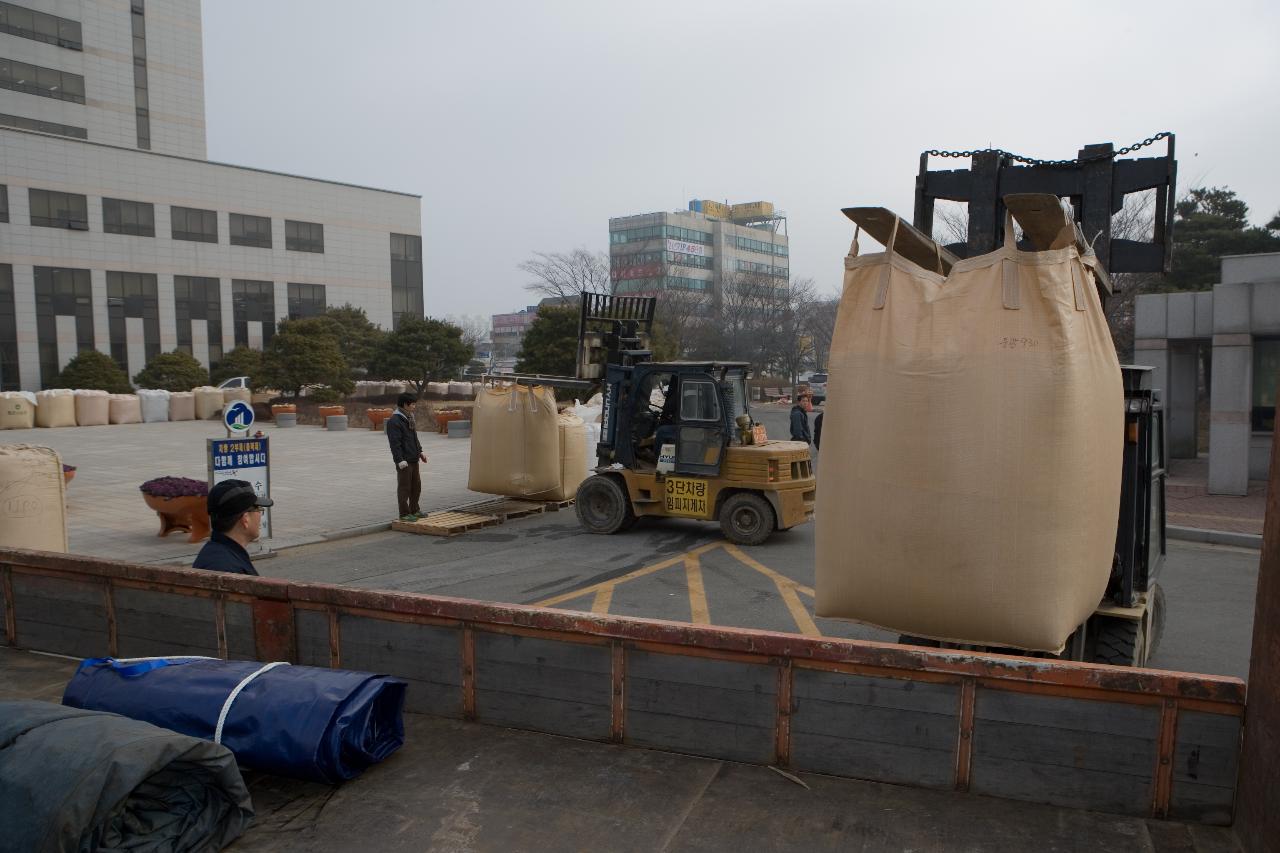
left=193, top=479, right=273, bottom=575
left=386, top=392, right=429, bottom=522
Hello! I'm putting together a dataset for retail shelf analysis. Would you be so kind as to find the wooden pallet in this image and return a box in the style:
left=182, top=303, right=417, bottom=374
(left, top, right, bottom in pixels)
left=392, top=510, right=499, bottom=537
left=464, top=499, right=550, bottom=521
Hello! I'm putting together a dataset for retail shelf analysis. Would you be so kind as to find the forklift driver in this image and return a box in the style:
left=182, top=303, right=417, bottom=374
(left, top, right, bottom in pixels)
left=634, top=373, right=678, bottom=465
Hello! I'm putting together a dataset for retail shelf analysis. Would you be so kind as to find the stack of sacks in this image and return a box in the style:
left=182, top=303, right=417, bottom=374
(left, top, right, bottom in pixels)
left=137, top=389, right=170, bottom=423
left=194, top=386, right=222, bottom=420
left=35, top=389, right=76, bottom=428
left=168, top=391, right=195, bottom=421
left=571, top=398, right=603, bottom=476
left=108, top=394, right=142, bottom=424
left=468, top=384, right=559, bottom=497
left=74, top=390, right=110, bottom=426
left=222, top=387, right=251, bottom=407
left=530, top=413, right=589, bottom=501
left=0, top=391, right=37, bottom=429
left=427, top=382, right=449, bottom=396
left=0, top=445, right=68, bottom=551
left=448, top=381, right=474, bottom=397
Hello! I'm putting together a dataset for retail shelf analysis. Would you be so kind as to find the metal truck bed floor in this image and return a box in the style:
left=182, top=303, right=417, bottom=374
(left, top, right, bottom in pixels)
left=1, top=648, right=1240, bottom=853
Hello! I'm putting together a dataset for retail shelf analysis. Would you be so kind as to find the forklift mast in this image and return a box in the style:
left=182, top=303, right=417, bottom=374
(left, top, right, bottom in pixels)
left=912, top=134, right=1177, bottom=279
left=576, top=293, right=657, bottom=380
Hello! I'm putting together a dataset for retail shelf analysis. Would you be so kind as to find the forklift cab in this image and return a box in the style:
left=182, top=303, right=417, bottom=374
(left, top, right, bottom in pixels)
left=602, top=362, right=751, bottom=477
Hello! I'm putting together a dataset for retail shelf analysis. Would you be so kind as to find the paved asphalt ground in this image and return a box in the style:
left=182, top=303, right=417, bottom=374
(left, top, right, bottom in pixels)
left=5, top=403, right=1261, bottom=679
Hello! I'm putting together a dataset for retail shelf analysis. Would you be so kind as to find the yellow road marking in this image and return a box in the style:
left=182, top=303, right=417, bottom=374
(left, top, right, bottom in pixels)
left=592, top=585, right=613, bottom=615
left=534, top=541, right=722, bottom=608
left=684, top=553, right=710, bottom=624
left=723, top=543, right=821, bottom=637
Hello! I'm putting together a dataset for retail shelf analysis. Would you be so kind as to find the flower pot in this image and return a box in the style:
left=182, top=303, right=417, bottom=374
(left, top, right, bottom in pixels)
left=366, top=407, right=394, bottom=431
left=317, top=405, right=345, bottom=420
left=435, top=410, right=464, bottom=434
left=271, top=404, right=297, bottom=419
left=141, top=493, right=210, bottom=543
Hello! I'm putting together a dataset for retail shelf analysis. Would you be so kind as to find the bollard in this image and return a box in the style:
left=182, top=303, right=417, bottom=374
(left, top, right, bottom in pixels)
left=447, top=419, right=471, bottom=438
left=326, top=415, right=348, bottom=431
left=274, top=413, right=297, bottom=428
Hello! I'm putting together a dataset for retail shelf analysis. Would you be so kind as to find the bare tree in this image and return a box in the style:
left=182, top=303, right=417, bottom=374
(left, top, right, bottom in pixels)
left=519, top=248, right=611, bottom=300
left=651, top=288, right=711, bottom=360
left=446, top=314, right=491, bottom=348
left=800, top=295, right=839, bottom=371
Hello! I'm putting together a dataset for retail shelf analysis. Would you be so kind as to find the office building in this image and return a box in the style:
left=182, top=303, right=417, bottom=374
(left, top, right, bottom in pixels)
left=608, top=199, right=788, bottom=303
left=0, top=0, right=422, bottom=391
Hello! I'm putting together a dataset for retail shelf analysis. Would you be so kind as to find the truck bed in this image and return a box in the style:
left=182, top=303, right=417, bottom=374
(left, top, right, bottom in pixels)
left=2, top=647, right=1240, bottom=852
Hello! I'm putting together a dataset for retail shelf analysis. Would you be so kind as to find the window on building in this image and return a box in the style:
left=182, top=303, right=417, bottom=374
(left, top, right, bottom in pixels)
left=0, top=184, right=7, bottom=222
left=390, top=233, right=423, bottom=327
left=0, top=112, right=87, bottom=138
left=0, top=264, right=17, bottom=391
left=106, top=271, right=159, bottom=373
left=174, top=276, right=223, bottom=366
left=0, top=57, right=85, bottom=103
left=1253, top=339, right=1280, bottom=432
left=33, top=266, right=92, bottom=388
left=285, top=220, right=324, bottom=253
left=230, top=213, right=272, bottom=248
left=130, top=0, right=149, bottom=148
left=102, top=198, right=155, bottom=237
left=171, top=206, right=217, bottom=243
left=287, top=283, right=326, bottom=320
left=231, top=279, right=275, bottom=347
left=29, top=189, right=88, bottom=230
left=0, top=3, right=82, bottom=50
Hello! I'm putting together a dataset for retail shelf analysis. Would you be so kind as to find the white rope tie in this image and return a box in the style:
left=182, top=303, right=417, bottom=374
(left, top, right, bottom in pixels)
left=213, top=661, right=290, bottom=743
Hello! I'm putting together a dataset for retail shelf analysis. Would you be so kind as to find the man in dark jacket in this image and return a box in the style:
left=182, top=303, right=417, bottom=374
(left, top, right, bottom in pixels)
left=813, top=409, right=824, bottom=451
left=790, top=391, right=813, bottom=444
left=193, top=479, right=273, bottom=575
left=386, top=392, right=429, bottom=521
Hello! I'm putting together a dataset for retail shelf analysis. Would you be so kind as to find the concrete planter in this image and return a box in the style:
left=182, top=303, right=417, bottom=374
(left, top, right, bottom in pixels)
left=275, top=413, right=297, bottom=428
left=317, top=405, right=346, bottom=420
left=327, top=415, right=348, bottom=431
left=447, top=419, right=472, bottom=438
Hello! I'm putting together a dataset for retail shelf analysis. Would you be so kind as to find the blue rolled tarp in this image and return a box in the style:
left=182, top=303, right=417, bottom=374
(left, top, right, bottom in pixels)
left=63, top=657, right=407, bottom=784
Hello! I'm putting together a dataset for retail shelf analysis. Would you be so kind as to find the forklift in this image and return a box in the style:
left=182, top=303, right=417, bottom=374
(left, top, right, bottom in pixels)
left=497, top=293, right=816, bottom=546
left=887, top=135, right=1176, bottom=665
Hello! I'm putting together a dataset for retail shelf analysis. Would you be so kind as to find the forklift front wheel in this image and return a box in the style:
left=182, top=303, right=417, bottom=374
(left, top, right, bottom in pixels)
left=719, top=492, right=776, bottom=546
left=575, top=475, right=636, bottom=535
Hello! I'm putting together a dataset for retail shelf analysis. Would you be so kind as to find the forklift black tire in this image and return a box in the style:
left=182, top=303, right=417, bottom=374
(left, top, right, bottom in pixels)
left=1091, top=617, right=1146, bottom=667
left=719, top=492, right=775, bottom=546
left=575, top=475, right=635, bottom=535
left=1148, top=584, right=1167, bottom=660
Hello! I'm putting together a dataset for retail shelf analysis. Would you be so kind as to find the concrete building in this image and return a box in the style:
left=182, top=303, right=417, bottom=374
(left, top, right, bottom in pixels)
left=1135, top=252, right=1280, bottom=495
left=490, top=306, right=537, bottom=361
left=609, top=199, right=788, bottom=304
left=0, top=0, right=422, bottom=391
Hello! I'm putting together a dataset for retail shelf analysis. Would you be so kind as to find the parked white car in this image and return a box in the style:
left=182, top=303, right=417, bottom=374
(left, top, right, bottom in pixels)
left=808, top=372, right=828, bottom=405
left=217, top=376, right=250, bottom=390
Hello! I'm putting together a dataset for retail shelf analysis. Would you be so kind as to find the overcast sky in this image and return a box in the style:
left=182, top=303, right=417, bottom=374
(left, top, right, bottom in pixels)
left=202, top=0, right=1280, bottom=323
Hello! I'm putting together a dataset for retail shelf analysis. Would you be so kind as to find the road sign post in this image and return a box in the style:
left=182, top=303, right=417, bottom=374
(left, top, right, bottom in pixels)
left=207, top=435, right=271, bottom=539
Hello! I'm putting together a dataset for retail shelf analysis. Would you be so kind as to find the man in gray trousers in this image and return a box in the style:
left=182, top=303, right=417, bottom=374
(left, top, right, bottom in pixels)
left=386, top=392, right=429, bottom=521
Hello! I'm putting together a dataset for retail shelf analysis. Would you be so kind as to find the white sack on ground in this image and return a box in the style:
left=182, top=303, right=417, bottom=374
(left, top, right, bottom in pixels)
left=530, top=413, right=589, bottom=501
left=108, top=394, right=142, bottom=424
left=0, top=392, right=36, bottom=429
left=194, top=386, right=222, bottom=420
left=815, top=215, right=1123, bottom=653
left=0, top=444, right=68, bottom=552
left=137, top=389, right=170, bottom=422
left=35, top=389, right=76, bottom=428
left=169, top=391, right=195, bottom=421
left=74, top=389, right=110, bottom=426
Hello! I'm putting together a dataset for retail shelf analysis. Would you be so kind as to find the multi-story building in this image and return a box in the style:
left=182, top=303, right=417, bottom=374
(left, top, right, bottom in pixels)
left=0, top=0, right=422, bottom=391
left=490, top=306, right=537, bottom=363
left=608, top=199, right=788, bottom=304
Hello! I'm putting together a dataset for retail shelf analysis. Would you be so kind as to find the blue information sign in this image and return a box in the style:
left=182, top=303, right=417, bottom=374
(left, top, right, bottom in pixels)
left=224, top=400, right=254, bottom=434
left=207, top=436, right=271, bottom=539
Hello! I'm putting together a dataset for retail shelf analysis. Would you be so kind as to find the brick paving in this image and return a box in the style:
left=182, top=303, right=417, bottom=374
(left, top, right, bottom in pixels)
left=3, top=418, right=483, bottom=563
left=1167, top=457, right=1266, bottom=535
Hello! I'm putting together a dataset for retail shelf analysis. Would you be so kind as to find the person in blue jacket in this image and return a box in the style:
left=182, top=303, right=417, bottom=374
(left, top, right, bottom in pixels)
left=386, top=392, right=429, bottom=521
left=193, top=479, right=272, bottom=575
left=790, top=391, right=813, bottom=444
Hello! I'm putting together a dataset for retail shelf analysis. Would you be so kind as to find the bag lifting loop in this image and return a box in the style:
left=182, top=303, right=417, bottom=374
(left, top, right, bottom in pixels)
left=873, top=217, right=900, bottom=310
left=1001, top=211, right=1020, bottom=310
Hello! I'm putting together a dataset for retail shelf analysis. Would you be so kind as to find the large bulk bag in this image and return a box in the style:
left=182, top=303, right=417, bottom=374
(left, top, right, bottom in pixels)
left=169, top=390, right=195, bottom=421
left=194, top=386, right=222, bottom=420
left=137, top=388, right=170, bottom=423
left=73, top=389, right=110, bottom=426
left=815, top=214, right=1123, bottom=653
left=108, top=394, right=142, bottom=424
left=0, top=391, right=36, bottom=429
left=222, top=387, right=251, bottom=407
left=35, top=389, right=76, bottom=428
left=0, top=701, right=253, bottom=853
left=427, top=381, right=449, bottom=396
left=64, top=657, right=407, bottom=785
left=0, top=445, right=68, bottom=552
left=448, top=381, right=473, bottom=397
left=468, top=384, right=559, bottom=496
left=531, top=414, right=589, bottom=501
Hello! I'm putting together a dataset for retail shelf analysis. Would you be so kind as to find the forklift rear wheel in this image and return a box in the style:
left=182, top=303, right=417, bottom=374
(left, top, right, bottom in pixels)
left=1091, top=616, right=1147, bottom=667
left=575, top=475, right=636, bottom=535
left=719, top=492, right=775, bottom=546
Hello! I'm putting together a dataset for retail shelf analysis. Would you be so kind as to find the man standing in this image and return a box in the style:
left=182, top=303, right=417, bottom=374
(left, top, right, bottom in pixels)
left=193, top=479, right=273, bottom=575
left=387, top=392, right=429, bottom=521
left=790, top=391, right=813, bottom=445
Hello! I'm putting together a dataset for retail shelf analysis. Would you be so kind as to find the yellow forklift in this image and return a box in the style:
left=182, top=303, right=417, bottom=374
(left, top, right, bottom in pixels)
left=504, top=294, right=815, bottom=546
